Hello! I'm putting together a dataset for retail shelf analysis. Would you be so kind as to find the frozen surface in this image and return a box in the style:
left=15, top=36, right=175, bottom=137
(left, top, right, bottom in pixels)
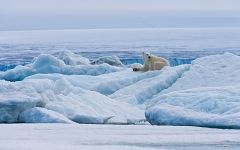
left=1, top=46, right=240, bottom=128
left=110, top=65, right=190, bottom=105
left=161, top=53, right=240, bottom=94
left=1, top=53, right=123, bottom=81
left=0, top=124, right=240, bottom=150
left=0, top=78, right=144, bottom=124
left=146, top=53, right=240, bottom=128
left=146, top=86, right=240, bottom=128
left=1, top=27, right=240, bottom=129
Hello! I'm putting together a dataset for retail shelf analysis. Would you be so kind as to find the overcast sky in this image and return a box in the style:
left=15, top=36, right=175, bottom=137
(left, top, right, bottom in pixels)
left=0, top=0, right=240, bottom=30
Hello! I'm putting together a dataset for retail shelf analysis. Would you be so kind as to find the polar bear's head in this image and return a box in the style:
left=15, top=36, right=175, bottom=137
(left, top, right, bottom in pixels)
left=142, top=52, right=151, bottom=61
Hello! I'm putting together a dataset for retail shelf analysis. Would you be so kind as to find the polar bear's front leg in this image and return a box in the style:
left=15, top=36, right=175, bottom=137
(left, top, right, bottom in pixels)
left=133, top=67, right=140, bottom=71
left=133, top=65, right=143, bottom=71
left=148, top=62, right=154, bottom=71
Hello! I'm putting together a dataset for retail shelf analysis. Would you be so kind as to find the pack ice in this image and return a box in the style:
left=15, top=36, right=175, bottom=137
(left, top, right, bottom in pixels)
left=1, top=51, right=240, bottom=128
left=146, top=53, right=240, bottom=128
left=0, top=51, right=122, bottom=81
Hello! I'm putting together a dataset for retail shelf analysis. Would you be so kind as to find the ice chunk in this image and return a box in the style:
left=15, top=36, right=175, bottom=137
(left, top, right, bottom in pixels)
left=32, top=54, right=66, bottom=73
left=0, top=80, right=46, bottom=123
left=2, top=65, right=34, bottom=81
left=45, top=78, right=145, bottom=124
left=145, top=53, right=240, bottom=128
left=110, top=65, right=190, bottom=105
left=0, top=77, right=144, bottom=124
left=146, top=86, right=240, bottom=129
left=56, top=51, right=90, bottom=65
left=0, top=95, right=41, bottom=123
left=91, top=55, right=124, bottom=67
left=19, top=107, right=75, bottom=123
left=92, top=69, right=163, bottom=95
left=162, top=53, right=240, bottom=94
left=1, top=54, right=122, bottom=81
left=26, top=69, right=138, bottom=92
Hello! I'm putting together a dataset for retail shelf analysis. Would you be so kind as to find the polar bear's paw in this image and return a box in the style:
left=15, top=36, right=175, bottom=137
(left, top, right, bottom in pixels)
left=133, top=68, right=140, bottom=71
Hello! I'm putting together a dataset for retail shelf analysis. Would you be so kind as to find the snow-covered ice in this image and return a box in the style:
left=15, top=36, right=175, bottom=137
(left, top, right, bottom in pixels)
left=160, top=53, right=240, bottom=94
left=0, top=77, right=144, bottom=124
left=1, top=51, right=240, bottom=128
left=110, top=65, right=190, bottom=105
left=1, top=53, right=123, bottom=81
left=0, top=124, right=240, bottom=150
left=146, top=53, right=240, bottom=128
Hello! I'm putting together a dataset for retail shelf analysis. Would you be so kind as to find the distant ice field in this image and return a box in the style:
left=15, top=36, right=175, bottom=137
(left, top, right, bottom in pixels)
left=0, top=28, right=240, bottom=71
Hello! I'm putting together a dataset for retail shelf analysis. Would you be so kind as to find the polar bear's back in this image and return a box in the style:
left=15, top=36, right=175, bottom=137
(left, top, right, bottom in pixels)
left=149, top=55, right=169, bottom=70
left=133, top=52, right=169, bottom=72
left=153, top=61, right=168, bottom=70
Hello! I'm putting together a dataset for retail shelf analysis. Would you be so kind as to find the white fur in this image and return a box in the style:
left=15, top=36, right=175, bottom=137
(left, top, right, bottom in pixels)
left=133, top=52, right=169, bottom=71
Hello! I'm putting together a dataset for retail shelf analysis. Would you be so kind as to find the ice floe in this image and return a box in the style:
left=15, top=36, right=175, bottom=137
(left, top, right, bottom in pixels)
left=161, top=52, right=240, bottom=94
left=1, top=52, right=240, bottom=128
left=146, top=86, right=240, bottom=129
left=1, top=53, right=123, bottom=81
left=110, top=65, right=190, bottom=105
left=146, top=53, right=240, bottom=128
left=0, top=78, right=144, bottom=124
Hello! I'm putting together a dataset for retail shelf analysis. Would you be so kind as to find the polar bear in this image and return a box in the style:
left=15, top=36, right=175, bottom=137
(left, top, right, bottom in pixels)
left=133, top=52, right=169, bottom=71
